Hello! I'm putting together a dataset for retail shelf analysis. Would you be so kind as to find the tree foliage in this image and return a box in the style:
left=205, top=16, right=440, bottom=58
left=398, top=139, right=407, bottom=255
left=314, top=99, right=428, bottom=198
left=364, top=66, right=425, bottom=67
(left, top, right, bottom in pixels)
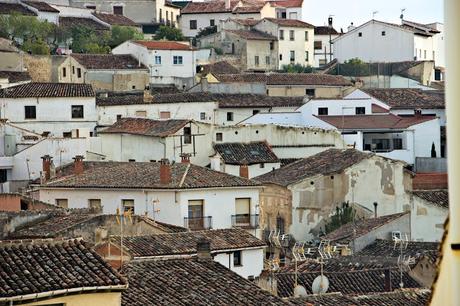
left=109, top=25, right=143, bottom=48
left=334, top=58, right=370, bottom=76
left=281, top=64, right=313, bottom=73
left=154, top=25, right=184, bottom=41
left=324, top=202, right=357, bottom=234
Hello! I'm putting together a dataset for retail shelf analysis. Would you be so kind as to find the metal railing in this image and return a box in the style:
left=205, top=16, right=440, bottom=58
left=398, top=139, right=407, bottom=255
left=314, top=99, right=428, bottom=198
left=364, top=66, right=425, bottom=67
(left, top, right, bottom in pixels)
left=231, top=214, right=259, bottom=229
left=184, top=216, right=212, bottom=230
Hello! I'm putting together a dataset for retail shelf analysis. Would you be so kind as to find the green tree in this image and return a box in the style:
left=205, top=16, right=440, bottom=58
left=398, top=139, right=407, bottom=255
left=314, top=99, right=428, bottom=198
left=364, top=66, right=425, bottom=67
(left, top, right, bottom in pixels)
left=335, top=58, right=370, bottom=76
left=70, top=26, right=110, bottom=53
left=281, top=64, right=313, bottom=73
left=154, top=25, right=184, bottom=41
left=324, top=202, right=357, bottom=234
left=21, top=39, right=50, bottom=55
left=109, top=25, right=143, bottom=48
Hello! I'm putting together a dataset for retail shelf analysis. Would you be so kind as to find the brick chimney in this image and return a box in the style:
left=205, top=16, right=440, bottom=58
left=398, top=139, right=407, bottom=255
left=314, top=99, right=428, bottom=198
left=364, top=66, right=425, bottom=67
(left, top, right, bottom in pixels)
left=414, top=109, right=422, bottom=118
left=196, top=238, right=212, bottom=260
left=41, top=155, right=52, bottom=181
left=239, top=164, right=249, bottom=178
left=384, top=269, right=392, bottom=292
left=73, top=155, right=84, bottom=175
left=180, top=153, right=191, bottom=164
left=160, top=159, right=171, bottom=184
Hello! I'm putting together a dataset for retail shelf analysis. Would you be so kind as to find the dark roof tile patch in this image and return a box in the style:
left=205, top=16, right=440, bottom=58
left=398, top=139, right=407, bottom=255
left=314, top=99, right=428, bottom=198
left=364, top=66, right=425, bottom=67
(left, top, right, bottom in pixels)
left=181, top=0, right=239, bottom=13
left=59, top=17, right=109, bottom=30
left=357, top=238, right=440, bottom=259
left=364, top=88, right=445, bottom=109
left=71, top=54, right=147, bottom=70
left=0, top=2, right=36, bottom=15
left=96, top=91, right=144, bottom=106
left=314, top=26, right=339, bottom=35
left=22, top=1, right=59, bottom=12
left=92, top=12, right=137, bottom=26
left=0, top=71, right=31, bottom=83
left=412, top=190, right=448, bottom=209
left=200, top=61, right=240, bottom=75
left=214, top=142, right=279, bottom=165
left=214, top=73, right=352, bottom=86
left=99, top=118, right=190, bottom=137
left=0, top=82, right=94, bottom=98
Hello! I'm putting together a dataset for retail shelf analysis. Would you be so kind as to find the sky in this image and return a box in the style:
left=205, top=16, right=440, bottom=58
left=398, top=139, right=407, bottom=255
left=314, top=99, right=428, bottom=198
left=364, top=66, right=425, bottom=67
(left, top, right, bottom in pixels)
left=305, top=0, right=444, bottom=31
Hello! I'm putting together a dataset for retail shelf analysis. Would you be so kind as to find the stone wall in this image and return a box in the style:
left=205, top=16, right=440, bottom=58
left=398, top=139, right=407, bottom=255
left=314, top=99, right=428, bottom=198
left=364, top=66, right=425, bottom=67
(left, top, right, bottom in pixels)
left=23, top=55, right=52, bottom=82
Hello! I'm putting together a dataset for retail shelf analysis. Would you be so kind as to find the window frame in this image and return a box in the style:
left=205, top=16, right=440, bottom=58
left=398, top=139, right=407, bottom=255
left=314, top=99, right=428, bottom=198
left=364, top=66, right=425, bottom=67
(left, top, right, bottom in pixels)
left=113, top=5, right=123, bottom=15
left=216, top=132, right=223, bottom=141
left=55, top=198, right=68, bottom=208
left=355, top=107, right=365, bottom=115
left=122, top=199, right=134, bottom=213
left=279, top=29, right=284, bottom=40
left=24, top=105, right=36, bottom=119
left=71, top=105, right=84, bottom=119
left=233, top=250, right=242, bottom=266
left=289, top=30, right=295, bottom=41
left=305, top=31, right=309, bottom=41
left=155, top=56, right=161, bottom=65
left=190, top=20, right=197, bottom=30
left=200, top=112, right=206, bottom=120
left=254, top=55, right=259, bottom=67
left=173, top=56, right=183, bottom=65
left=227, top=112, right=234, bottom=122
left=318, top=107, right=328, bottom=115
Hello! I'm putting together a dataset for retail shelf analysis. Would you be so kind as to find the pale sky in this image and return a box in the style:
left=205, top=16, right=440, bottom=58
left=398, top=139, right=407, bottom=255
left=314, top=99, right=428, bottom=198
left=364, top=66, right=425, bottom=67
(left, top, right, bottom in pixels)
left=305, top=0, right=444, bottom=31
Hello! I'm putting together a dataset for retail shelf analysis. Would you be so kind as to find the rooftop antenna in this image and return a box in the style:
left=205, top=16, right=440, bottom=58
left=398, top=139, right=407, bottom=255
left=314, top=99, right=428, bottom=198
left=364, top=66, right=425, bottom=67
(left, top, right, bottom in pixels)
left=393, top=232, right=415, bottom=288
left=372, top=11, right=379, bottom=19
left=400, top=8, right=406, bottom=21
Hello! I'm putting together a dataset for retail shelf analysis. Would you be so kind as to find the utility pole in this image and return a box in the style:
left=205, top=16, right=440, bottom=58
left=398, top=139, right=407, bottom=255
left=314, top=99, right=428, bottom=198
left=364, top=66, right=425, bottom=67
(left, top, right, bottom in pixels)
left=328, top=16, right=333, bottom=63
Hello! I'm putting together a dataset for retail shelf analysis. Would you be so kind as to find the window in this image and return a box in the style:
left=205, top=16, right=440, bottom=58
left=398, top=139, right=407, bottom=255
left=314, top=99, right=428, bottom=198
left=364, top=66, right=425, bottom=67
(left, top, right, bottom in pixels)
left=372, top=139, right=390, bottom=151
left=318, top=107, right=328, bottom=115
left=290, top=50, right=295, bottom=62
left=117, top=114, right=122, bottom=121
left=72, top=66, right=75, bottom=74
left=128, top=159, right=136, bottom=162
left=55, top=199, right=68, bottom=208
left=276, top=215, right=285, bottom=234
left=155, top=56, right=161, bottom=65
left=62, top=67, right=66, bottom=78
left=279, top=54, right=283, bottom=61
left=200, top=112, right=206, bottom=120
left=135, top=110, right=147, bottom=117
left=381, top=31, right=386, bottom=36
left=253, top=109, right=260, bottom=115
left=85, top=5, right=96, bottom=9
left=210, top=19, right=215, bottom=26
left=165, top=10, right=168, bottom=21
left=305, top=89, right=315, bottom=97
left=254, top=56, right=259, bottom=67
left=190, top=20, right=197, bottom=29
left=424, top=50, right=427, bottom=59
left=216, top=132, right=223, bottom=141
left=183, top=126, right=192, bottom=144
left=88, top=199, right=102, bottom=212
left=289, top=30, right=294, bottom=41
left=393, top=138, right=403, bottom=150
left=233, top=250, right=242, bottom=266
left=173, top=56, right=183, bottom=65
left=122, top=199, right=134, bottom=213
left=63, top=132, right=71, bottom=138
left=24, top=106, right=36, bottom=119
left=358, top=32, right=362, bottom=37
left=227, top=112, right=234, bottom=121
left=113, top=5, right=123, bottom=15
left=314, top=41, right=322, bottom=50
left=71, top=105, right=84, bottom=119
left=355, top=107, right=365, bottom=115
left=269, top=41, right=274, bottom=50
left=279, top=29, right=284, bottom=40
left=305, top=51, right=309, bottom=61
left=77, top=68, right=82, bottom=78
left=260, top=163, right=265, bottom=168
left=305, top=31, right=309, bottom=41
left=319, top=59, right=327, bottom=66
left=160, top=111, right=171, bottom=119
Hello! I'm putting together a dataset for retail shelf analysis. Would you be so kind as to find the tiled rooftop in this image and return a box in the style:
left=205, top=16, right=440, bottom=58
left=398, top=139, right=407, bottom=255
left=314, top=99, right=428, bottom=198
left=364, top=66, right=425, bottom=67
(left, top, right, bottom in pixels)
left=200, top=61, right=240, bottom=75
left=71, top=54, right=147, bottom=70
left=0, top=71, right=31, bottom=83
left=99, top=118, right=190, bottom=137
left=272, top=0, right=303, bottom=8
left=121, top=258, right=289, bottom=305
left=133, top=40, right=194, bottom=50
left=412, top=190, right=449, bottom=209
left=314, top=26, right=339, bottom=35
left=213, top=73, right=352, bottom=86
left=22, top=1, right=59, bottom=12
left=92, top=12, right=137, bottom=26
left=0, top=2, right=36, bottom=15
left=226, top=29, right=277, bottom=40
left=264, top=18, right=314, bottom=28
left=356, top=238, right=440, bottom=260
left=0, top=82, right=95, bottom=98
left=214, top=141, right=279, bottom=165
left=363, top=88, right=445, bottom=109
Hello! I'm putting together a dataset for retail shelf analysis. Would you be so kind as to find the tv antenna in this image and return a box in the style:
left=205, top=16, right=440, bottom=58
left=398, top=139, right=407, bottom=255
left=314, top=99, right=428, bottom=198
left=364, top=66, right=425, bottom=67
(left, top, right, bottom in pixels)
left=400, top=8, right=406, bottom=20
left=393, top=232, right=414, bottom=288
left=372, top=11, right=379, bottom=19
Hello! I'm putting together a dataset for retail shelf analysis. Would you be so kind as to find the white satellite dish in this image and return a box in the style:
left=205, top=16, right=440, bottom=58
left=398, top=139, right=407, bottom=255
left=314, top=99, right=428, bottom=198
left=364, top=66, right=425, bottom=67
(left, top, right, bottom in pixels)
left=312, top=275, right=329, bottom=294
left=293, top=285, right=308, bottom=297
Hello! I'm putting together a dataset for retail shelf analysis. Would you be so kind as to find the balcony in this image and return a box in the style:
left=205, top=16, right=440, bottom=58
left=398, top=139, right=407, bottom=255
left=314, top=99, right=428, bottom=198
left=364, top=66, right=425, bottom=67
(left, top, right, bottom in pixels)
left=231, top=214, right=259, bottom=229
left=184, top=216, right=212, bottom=230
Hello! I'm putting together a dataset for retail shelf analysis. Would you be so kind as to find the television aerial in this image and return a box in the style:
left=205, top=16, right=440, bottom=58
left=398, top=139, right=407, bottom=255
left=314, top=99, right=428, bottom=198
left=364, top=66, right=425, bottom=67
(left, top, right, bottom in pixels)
left=312, top=275, right=329, bottom=294
left=293, top=285, right=308, bottom=297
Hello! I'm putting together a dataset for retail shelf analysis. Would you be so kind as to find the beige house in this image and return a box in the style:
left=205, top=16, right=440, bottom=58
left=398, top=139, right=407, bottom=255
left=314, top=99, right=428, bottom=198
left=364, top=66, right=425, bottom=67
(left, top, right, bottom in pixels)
left=0, top=38, right=23, bottom=72
left=57, top=54, right=149, bottom=92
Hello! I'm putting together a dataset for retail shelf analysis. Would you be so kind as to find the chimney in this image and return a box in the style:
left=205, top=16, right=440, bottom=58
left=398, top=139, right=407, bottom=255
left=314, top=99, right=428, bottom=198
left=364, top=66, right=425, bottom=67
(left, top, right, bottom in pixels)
left=348, top=22, right=355, bottom=32
left=414, top=109, right=422, bottom=118
left=41, top=155, right=53, bottom=181
left=196, top=238, right=212, bottom=260
left=160, top=159, right=171, bottom=184
left=180, top=153, right=191, bottom=164
left=73, top=155, right=84, bottom=175
left=373, top=202, right=378, bottom=218
left=239, top=164, right=249, bottom=178
left=225, top=0, right=231, bottom=10
left=210, top=155, right=221, bottom=171
left=384, top=269, right=392, bottom=292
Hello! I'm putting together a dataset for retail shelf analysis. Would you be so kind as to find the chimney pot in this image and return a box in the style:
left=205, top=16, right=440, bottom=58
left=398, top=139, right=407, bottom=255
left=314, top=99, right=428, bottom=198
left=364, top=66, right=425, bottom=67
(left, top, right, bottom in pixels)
left=196, top=238, right=212, bottom=260
left=180, top=153, right=191, bottom=164
left=41, top=155, right=53, bottom=181
left=239, top=164, right=249, bottom=178
left=373, top=202, right=378, bottom=218
left=160, top=159, right=171, bottom=184
left=225, top=0, right=231, bottom=10
left=384, top=269, right=392, bottom=292
left=73, top=155, right=85, bottom=175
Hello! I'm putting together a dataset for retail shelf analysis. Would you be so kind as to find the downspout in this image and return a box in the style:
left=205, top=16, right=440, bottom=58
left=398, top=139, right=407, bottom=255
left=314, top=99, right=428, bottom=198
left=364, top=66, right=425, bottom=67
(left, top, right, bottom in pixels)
left=159, top=137, right=167, bottom=159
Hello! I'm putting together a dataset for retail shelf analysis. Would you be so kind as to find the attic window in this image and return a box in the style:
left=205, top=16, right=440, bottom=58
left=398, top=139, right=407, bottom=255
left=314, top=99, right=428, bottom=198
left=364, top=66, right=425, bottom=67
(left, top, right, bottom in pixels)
left=381, top=31, right=386, bottom=36
left=113, top=5, right=123, bottom=15
left=216, top=133, right=223, bottom=141
left=358, top=32, right=362, bottom=37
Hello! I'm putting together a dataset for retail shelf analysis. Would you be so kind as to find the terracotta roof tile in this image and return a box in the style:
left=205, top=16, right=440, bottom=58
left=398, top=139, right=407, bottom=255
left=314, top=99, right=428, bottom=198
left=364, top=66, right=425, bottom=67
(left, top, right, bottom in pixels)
left=226, top=29, right=277, bottom=40
left=92, top=12, right=137, bottom=26
left=214, top=141, right=279, bottom=165
left=264, top=18, right=314, bottom=28
left=314, top=26, right=339, bottom=35
left=181, top=0, right=238, bottom=14
left=363, top=88, right=445, bottom=110
left=214, top=73, right=352, bottom=86
left=356, top=238, right=439, bottom=259
left=22, top=1, right=59, bottom=12
left=0, top=2, right=36, bottom=15
left=200, top=61, right=240, bottom=75
left=0, top=71, right=31, bottom=83
left=230, top=18, right=260, bottom=26
left=99, top=118, right=190, bottom=137
left=271, top=0, right=303, bottom=8
left=133, top=40, right=194, bottom=50
left=371, top=103, right=389, bottom=113
left=59, top=16, right=109, bottom=30
left=0, top=82, right=94, bottom=98
left=96, top=91, right=144, bottom=106
left=71, top=54, right=147, bottom=70
left=412, top=190, right=448, bottom=209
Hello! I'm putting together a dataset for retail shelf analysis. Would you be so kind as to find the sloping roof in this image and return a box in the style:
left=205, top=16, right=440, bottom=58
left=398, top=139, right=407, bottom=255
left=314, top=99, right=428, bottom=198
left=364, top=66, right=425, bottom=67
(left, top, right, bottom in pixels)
left=0, top=38, right=19, bottom=53
left=92, top=12, right=137, bottom=26
left=200, top=61, right=240, bottom=75
left=0, top=71, right=31, bottom=83
left=254, top=149, right=371, bottom=186
left=230, top=18, right=260, bottom=26
left=213, top=73, right=352, bottom=86
left=0, top=82, right=94, bottom=98
left=133, top=40, right=194, bottom=50
left=314, top=26, right=339, bottom=35
left=59, top=16, right=109, bottom=30
left=99, top=118, right=190, bottom=137
left=263, top=18, right=314, bottom=28
left=226, top=29, right=277, bottom=40
left=22, top=1, right=59, bottom=12
left=402, top=20, right=440, bottom=37
left=214, top=142, right=279, bottom=165
left=357, top=238, right=440, bottom=259
left=112, top=228, right=265, bottom=257
left=0, top=2, right=36, bottom=15
left=272, top=0, right=303, bottom=8
left=371, top=103, right=389, bottom=113
left=363, top=88, right=445, bottom=110
left=232, top=3, right=266, bottom=14
left=41, top=161, right=260, bottom=189
left=121, top=258, right=289, bottom=305
left=412, top=190, right=448, bottom=209
left=181, top=0, right=239, bottom=14
left=316, top=113, right=437, bottom=130
left=0, top=239, right=127, bottom=300
left=71, top=54, right=147, bottom=70
left=322, top=212, right=410, bottom=244
left=96, top=91, right=144, bottom=106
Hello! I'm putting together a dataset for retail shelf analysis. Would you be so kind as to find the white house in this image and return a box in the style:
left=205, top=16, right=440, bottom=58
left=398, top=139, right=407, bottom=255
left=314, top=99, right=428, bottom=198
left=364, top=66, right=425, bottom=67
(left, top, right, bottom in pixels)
left=313, top=26, right=339, bottom=67
left=0, top=71, right=31, bottom=89
left=0, top=82, right=98, bottom=137
left=112, top=40, right=211, bottom=89
left=21, top=0, right=60, bottom=24
left=36, top=158, right=263, bottom=233
left=272, top=0, right=304, bottom=20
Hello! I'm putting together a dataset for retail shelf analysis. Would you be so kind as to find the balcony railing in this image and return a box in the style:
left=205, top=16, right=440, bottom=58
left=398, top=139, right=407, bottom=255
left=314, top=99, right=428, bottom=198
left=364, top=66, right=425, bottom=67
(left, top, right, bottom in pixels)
left=231, top=214, right=259, bottom=229
left=184, top=216, right=212, bottom=230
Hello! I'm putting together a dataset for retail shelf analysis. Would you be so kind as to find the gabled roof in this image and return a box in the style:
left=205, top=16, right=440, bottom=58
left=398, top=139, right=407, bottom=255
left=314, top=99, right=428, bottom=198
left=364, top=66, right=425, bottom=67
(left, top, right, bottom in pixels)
left=133, top=40, right=195, bottom=50
left=41, top=161, right=260, bottom=189
left=213, top=73, right=352, bottom=86
left=322, top=212, right=410, bottom=244
left=214, top=142, right=279, bottom=165
left=402, top=19, right=441, bottom=36
left=316, top=113, right=437, bottom=130
left=99, top=118, right=190, bottom=137
left=230, top=18, right=260, bottom=26
left=0, top=2, right=36, bottom=15
left=254, top=149, right=371, bottom=186
left=262, top=18, right=314, bottom=28
left=226, top=29, right=277, bottom=40
left=0, top=82, right=95, bottom=98
left=22, top=1, right=59, bottom=12
left=357, top=238, right=440, bottom=260
left=0, top=71, right=31, bottom=83
left=121, top=258, right=289, bottom=305
left=92, top=12, right=137, bottom=26
left=200, top=61, right=240, bottom=75
left=271, top=0, right=303, bottom=8
left=0, top=239, right=127, bottom=301
left=412, top=189, right=449, bottom=209
left=71, top=54, right=147, bottom=70
left=314, top=26, right=339, bottom=35
left=181, top=0, right=239, bottom=14
left=59, top=16, right=109, bottom=31
left=363, top=88, right=445, bottom=110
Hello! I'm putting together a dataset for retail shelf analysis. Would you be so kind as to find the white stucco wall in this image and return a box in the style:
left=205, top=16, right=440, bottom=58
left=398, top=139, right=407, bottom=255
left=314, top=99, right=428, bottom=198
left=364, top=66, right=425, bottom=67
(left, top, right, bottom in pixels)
left=213, top=248, right=264, bottom=278
left=313, top=33, right=338, bottom=67
left=411, top=196, right=447, bottom=242
left=223, top=162, right=281, bottom=178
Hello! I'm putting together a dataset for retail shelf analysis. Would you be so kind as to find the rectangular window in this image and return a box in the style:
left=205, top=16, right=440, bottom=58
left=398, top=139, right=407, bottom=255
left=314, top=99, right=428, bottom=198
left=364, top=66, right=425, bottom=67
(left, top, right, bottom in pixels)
left=24, top=106, right=36, bottom=119
left=305, top=51, right=309, bottom=61
left=216, top=132, right=223, bottom=141
left=290, top=50, right=295, bottom=62
left=372, top=139, right=390, bottom=151
left=266, top=56, right=270, bottom=65
left=160, top=111, right=171, bottom=119
left=355, top=107, right=365, bottom=115
left=305, top=89, right=315, bottom=97
left=227, top=112, right=234, bottom=121
left=135, top=110, right=147, bottom=117
left=155, top=56, right=161, bottom=65
left=260, top=163, right=265, bottom=168
left=160, top=9, right=162, bottom=20
left=85, top=5, right=96, bottom=9
left=183, top=126, right=192, bottom=144
left=63, top=132, right=71, bottom=138
left=117, top=114, right=122, bottom=121
left=62, top=67, right=66, bottom=78
left=71, top=105, right=84, bottom=119
left=358, top=32, right=362, bottom=37
left=210, top=19, right=215, bottom=26
left=233, top=250, right=242, bottom=266
left=279, top=30, right=284, bottom=40
left=314, top=41, right=322, bottom=50
left=269, top=41, right=274, bottom=50
left=305, top=31, right=309, bottom=41
left=173, top=56, right=183, bottom=65
left=190, top=20, right=197, bottom=29
left=55, top=199, right=68, bottom=208
left=279, top=54, right=283, bottom=61
left=77, top=68, right=82, bottom=78
left=113, top=5, right=123, bottom=15
left=72, top=66, right=75, bottom=74
left=393, top=138, right=403, bottom=150
left=200, top=112, right=206, bottom=120
left=88, top=199, right=102, bottom=212
left=122, top=199, right=134, bottom=213
left=254, top=56, right=259, bottom=66
left=424, top=50, right=427, bottom=59
left=253, top=109, right=260, bottom=115
left=318, top=107, right=328, bottom=115
left=381, top=31, right=386, bottom=36
left=289, top=30, right=294, bottom=41
left=128, top=159, right=136, bottom=162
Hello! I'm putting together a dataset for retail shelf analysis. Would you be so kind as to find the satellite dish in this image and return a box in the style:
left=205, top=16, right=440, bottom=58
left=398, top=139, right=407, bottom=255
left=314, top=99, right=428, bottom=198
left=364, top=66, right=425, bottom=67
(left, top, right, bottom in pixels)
left=293, top=285, right=308, bottom=297
left=312, top=275, right=329, bottom=294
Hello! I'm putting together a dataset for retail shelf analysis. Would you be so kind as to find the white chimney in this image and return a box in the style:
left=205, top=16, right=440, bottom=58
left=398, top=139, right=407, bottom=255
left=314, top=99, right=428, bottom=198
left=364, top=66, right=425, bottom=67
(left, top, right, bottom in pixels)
left=210, top=155, right=221, bottom=171
left=225, top=0, right=231, bottom=10
left=347, top=22, right=356, bottom=32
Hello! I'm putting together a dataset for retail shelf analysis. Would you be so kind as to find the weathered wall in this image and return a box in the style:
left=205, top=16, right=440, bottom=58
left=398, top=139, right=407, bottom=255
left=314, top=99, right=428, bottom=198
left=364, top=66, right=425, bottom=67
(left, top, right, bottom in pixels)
left=23, top=55, right=52, bottom=82
left=410, top=195, right=447, bottom=242
left=267, top=85, right=343, bottom=98
left=259, top=183, right=292, bottom=234
left=0, top=51, right=22, bottom=71
left=24, top=292, right=122, bottom=306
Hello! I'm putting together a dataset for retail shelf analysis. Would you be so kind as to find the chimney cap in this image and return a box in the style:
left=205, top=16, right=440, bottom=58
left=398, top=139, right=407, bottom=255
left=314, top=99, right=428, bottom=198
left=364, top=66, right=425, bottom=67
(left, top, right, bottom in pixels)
left=41, top=155, right=53, bottom=160
left=73, top=155, right=85, bottom=160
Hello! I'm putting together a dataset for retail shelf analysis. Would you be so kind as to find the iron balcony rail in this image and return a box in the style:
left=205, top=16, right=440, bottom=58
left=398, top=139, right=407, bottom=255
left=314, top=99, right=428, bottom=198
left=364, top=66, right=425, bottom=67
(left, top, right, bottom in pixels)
left=231, top=214, right=259, bottom=229
left=184, top=216, right=212, bottom=230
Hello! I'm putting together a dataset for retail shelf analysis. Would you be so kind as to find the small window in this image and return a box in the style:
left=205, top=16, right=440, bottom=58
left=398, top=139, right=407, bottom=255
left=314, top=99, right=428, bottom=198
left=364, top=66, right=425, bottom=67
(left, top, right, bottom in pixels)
left=289, top=30, right=294, bottom=41
left=71, top=105, right=84, bottom=119
left=393, top=138, right=403, bottom=150
left=135, top=110, right=147, bottom=117
left=190, top=20, right=197, bottom=29
left=200, top=112, right=206, bottom=120
left=424, top=50, right=427, bottom=59
left=88, top=199, right=102, bottom=212
left=305, top=31, right=309, bottom=41
left=62, top=67, right=66, bottom=78
left=63, top=132, right=71, bottom=138
left=122, top=199, right=134, bottom=213
left=318, top=107, right=328, bottom=115
left=279, top=29, right=284, bottom=40
left=355, top=107, right=365, bottom=115
left=290, top=50, right=295, bottom=62
left=72, top=66, right=75, bottom=74
left=269, top=41, right=274, bottom=50
left=216, top=132, right=223, bottom=141
left=381, top=31, right=386, bottom=36
left=117, top=114, right=122, bottom=121
left=56, top=199, right=68, bottom=208
left=305, top=51, right=309, bottom=62
left=77, top=68, right=82, bottom=78
left=254, top=56, right=259, bottom=67
left=85, top=5, right=96, bottom=9
left=183, top=126, right=192, bottom=144
left=128, top=159, right=136, bottom=162
left=173, top=56, right=183, bottom=65
left=210, top=19, right=215, bottom=27
left=314, top=41, right=322, bottom=50
left=113, top=5, right=123, bottom=15
left=279, top=54, right=283, bottom=61
left=227, top=112, right=234, bottom=121
left=160, top=111, right=171, bottom=119
left=358, top=32, right=362, bottom=37
left=253, top=110, right=260, bottom=115
left=155, top=56, right=161, bottom=65
left=24, top=106, right=36, bottom=119
left=159, top=8, right=162, bottom=20
left=305, top=89, right=315, bottom=97
left=259, top=163, right=265, bottom=169
left=233, top=250, right=242, bottom=266
left=265, top=56, right=270, bottom=65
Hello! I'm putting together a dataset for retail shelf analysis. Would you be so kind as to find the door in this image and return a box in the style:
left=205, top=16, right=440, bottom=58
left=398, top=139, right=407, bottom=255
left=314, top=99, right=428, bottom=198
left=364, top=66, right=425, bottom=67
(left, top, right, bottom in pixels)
left=188, top=200, right=204, bottom=229
left=235, top=198, right=250, bottom=225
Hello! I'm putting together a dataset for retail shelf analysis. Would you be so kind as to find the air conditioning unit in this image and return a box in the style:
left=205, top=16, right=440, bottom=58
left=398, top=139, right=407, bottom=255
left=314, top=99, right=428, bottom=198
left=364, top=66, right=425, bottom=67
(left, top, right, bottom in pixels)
left=391, top=231, right=402, bottom=240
